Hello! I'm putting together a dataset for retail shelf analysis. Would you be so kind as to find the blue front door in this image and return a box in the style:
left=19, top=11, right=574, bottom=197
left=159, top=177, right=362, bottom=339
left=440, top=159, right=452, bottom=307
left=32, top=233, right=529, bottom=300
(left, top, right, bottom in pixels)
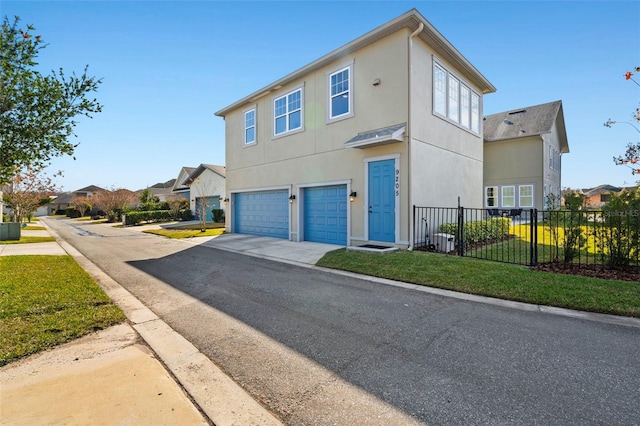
left=368, top=159, right=395, bottom=243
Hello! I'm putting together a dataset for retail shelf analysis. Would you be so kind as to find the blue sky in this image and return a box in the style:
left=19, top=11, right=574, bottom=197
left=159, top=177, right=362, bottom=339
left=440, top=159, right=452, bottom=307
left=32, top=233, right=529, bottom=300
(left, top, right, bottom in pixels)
left=3, top=0, right=639, bottom=192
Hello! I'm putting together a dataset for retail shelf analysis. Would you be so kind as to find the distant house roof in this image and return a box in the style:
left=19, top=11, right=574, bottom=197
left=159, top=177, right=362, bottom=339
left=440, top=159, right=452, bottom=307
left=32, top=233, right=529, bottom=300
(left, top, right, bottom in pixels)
left=150, top=179, right=176, bottom=189
left=581, top=184, right=623, bottom=196
left=483, top=100, right=569, bottom=154
left=74, top=185, right=106, bottom=193
left=215, top=8, right=495, bottom=117
left=183, top=164, right=226, bottom=186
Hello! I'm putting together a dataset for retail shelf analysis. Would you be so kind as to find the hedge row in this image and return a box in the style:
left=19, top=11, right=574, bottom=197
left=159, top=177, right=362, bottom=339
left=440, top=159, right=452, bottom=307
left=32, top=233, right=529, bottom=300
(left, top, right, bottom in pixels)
left=123, top=209, right=192, bottom=226
left=438, top=217, right=511, bottom=247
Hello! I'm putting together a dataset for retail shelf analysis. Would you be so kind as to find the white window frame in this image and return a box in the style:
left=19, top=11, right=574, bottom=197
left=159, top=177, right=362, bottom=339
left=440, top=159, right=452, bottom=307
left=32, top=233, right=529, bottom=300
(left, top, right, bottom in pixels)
left=519, top=185, right=534, bottom=208
left=502, top=186, right=516, bottom=208
left=485, top=186, right=498, bottom=207
left=327, top=61, right=354, bottom=123
left=433, top=59, right=482, bottom=135
left=244, top=107, right=256, bottom=146
left=273, top=85, right=304, bottom=138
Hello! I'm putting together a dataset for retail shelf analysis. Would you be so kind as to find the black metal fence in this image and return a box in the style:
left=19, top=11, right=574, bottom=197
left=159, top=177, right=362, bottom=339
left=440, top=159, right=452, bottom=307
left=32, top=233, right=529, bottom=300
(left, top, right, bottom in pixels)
left=413, top=206, right=640, bottom=274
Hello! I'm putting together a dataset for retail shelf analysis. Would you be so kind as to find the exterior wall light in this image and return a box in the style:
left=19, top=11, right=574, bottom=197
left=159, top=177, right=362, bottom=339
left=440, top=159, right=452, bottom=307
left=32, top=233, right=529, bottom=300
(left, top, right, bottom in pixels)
left=289, top=194, right=296, bottom=203
left=223, top=198, right=229, bottom=204
left=349, top=191, right=357, bottom=202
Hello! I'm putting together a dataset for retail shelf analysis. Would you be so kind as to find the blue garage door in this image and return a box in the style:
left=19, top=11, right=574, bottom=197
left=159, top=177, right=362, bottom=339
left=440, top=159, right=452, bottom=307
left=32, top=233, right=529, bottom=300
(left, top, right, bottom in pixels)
left=234, top=190, right=289, bottom=238
left=304, top=185, right=347, bottom=245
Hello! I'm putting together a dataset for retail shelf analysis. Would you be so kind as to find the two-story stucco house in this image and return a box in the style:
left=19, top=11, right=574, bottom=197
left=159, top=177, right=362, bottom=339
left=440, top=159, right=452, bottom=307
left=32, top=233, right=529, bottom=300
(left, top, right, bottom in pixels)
left=483, top=100, right=569, bottom=211
left=215, top=9, right=496, bottom=248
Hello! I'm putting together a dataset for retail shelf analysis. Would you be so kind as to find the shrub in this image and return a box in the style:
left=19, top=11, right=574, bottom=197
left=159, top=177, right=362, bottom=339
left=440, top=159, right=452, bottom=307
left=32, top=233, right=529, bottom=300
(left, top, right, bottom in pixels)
left=123, top=210, right=174, bottom=226
left=179, top=209, right=193, bottom=221
left=439, top=217, right=510, bottom=249
left=65, top=207, right=81, bottom=218
left=212, top=208, right=225, bottom=223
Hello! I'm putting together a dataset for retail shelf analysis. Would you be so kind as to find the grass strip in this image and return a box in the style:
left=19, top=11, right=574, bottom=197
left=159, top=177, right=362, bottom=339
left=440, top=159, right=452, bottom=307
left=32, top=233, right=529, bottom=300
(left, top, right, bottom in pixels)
left=317, top=249, right=640, bottom=318
left=0, top=255, right=125, bottom=366
left=143, top=228, right=226, bottom=239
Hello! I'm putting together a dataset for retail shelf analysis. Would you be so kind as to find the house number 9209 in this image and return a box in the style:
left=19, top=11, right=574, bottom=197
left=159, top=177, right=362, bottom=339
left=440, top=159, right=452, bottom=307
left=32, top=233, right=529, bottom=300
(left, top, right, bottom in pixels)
left=395, top=168, right=400, bottom=196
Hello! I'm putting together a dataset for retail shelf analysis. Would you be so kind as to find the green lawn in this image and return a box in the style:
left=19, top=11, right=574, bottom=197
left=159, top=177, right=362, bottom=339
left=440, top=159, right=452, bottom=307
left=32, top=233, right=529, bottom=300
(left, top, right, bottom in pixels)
left=0, top=236, right=56, bottom=244
left=0, top=256, right=125, bottom=366
left=317, top=249, right=640, bottom=318
left=141, top=222, right=225, bottom=239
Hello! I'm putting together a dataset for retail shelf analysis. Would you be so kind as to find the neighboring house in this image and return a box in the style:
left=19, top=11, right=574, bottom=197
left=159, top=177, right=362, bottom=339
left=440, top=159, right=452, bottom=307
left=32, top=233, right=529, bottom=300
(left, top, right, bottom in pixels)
left=171, top=166, right=196, bottom=201
left=483, top=100, right=569, bottom=211
left=149, top=179, right=177, bottom=202
left=579, top=184, right=634, bottom=208
left=49, top=185, right=107, bottom=214
left=182, top=164, right=226, bottom=222
left=215, top=8, right=496, bottom=247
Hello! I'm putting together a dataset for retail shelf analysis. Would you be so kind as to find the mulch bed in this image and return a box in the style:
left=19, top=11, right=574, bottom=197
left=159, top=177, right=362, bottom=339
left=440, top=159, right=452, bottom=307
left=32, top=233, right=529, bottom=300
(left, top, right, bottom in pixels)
left=533, top=262, right=640, bottom=282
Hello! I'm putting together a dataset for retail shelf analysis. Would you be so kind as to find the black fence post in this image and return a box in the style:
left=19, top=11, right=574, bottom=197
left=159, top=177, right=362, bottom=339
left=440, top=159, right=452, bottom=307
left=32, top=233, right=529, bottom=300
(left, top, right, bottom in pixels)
left=457, top=205, right=464, bottom=256
left=530, top=209, right=538, bottom=266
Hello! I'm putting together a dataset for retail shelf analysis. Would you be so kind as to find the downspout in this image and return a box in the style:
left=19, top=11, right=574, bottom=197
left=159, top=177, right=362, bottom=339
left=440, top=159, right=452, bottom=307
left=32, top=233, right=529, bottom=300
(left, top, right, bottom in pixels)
left=407, top=22, right=423, bottom=251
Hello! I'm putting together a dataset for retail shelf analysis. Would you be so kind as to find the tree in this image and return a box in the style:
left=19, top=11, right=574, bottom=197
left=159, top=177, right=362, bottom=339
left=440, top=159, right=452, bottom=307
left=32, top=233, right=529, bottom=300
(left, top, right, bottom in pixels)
left=92, top=188, right=135, bottom=222
left=70, top=195, right=93, bottom=217
left=0, top=16, right=102, bottom=185
left=139, top=187, right=159, bottom=205
left=166, top=194, right=188, bottom=219
left=605, top=66, right=640, bottom=176
left=2, top=166, right=60, bottom=223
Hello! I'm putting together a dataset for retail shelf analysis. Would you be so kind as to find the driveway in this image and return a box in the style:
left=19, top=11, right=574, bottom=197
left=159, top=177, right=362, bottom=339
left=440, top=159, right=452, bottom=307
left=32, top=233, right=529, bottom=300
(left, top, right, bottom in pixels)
left=44, top=217, right=640, bottom=425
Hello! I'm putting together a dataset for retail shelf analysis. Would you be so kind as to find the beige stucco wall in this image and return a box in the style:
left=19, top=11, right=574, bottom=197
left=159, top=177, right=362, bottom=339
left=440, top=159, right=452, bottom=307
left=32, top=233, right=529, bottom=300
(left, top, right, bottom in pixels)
left=408, top=36, right=485, bottom=209
left=543, top=119, right=563, bottom=205
left=222, top=26, right=490, bottom=245
left=224, top=29, right=411, bottom=244
left=483, top=136, right=543, bottom=208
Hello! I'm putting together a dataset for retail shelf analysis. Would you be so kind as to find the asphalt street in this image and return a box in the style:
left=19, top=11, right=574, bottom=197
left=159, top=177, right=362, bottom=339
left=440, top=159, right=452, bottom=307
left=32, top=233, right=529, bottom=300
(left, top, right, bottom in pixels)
left=46, top=217, right=640, bottom=425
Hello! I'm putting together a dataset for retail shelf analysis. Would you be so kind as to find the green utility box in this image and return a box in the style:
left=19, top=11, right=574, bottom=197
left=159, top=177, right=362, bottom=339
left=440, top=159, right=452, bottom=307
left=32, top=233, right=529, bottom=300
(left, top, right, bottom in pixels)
left=0, top=222, right=21, bottom=241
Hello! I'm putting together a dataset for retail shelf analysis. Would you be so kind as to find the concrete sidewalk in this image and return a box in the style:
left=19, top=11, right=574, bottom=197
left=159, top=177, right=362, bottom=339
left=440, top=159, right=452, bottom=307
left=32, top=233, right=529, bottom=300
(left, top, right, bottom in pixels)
left=1, top=220, right=283, bottom=426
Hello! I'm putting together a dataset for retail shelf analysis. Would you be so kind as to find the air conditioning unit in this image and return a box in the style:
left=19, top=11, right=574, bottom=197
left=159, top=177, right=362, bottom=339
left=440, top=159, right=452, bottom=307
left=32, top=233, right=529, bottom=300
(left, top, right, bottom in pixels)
left=432, top=233, right=455, bottom=253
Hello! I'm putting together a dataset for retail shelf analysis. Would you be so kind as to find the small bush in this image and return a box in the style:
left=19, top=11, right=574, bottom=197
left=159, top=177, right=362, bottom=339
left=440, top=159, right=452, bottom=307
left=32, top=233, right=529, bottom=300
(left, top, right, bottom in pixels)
left=65, top=207, right=81, bottom=218
left=212, top=209, right=225, bottom=223
left=179, top=209, right=193, bottom=221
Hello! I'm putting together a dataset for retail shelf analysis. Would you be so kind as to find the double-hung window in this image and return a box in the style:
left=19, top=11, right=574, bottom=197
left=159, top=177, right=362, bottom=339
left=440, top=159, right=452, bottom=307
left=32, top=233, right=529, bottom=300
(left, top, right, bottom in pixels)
left=327, top=62, right=353, bottom=122
left=519, top=185, right=533, bottom=208
left=274, top=88, right=302, bottom=136
left=502, top=186, right=516, bottom=208
left=485, top=186, right=498, bottom=207
left=433, top=61, right=481, bottom=135
left=244, top=108, right=256, bottom=145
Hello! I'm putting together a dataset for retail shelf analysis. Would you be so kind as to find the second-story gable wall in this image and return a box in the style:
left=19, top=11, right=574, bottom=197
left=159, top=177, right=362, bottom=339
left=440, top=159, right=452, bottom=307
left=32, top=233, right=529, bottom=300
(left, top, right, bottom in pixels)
left=225, top=28, right=410, bottom=179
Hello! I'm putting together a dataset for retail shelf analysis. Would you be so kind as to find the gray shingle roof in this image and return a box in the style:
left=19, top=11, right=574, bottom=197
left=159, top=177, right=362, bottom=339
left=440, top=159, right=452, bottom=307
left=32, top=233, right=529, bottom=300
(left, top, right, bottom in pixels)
left=483, top=100, right=564, bottom=142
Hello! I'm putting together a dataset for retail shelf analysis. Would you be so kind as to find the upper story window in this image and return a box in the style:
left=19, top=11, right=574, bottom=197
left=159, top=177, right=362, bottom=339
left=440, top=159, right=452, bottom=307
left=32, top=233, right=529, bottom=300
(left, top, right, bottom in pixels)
left=327, top=62, right=354, bottom=123
left=274, top=88, right=302, bottom=136
left=433, top=61, right=481, bottom=135
left=244, top=108, right=256, bottom=145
